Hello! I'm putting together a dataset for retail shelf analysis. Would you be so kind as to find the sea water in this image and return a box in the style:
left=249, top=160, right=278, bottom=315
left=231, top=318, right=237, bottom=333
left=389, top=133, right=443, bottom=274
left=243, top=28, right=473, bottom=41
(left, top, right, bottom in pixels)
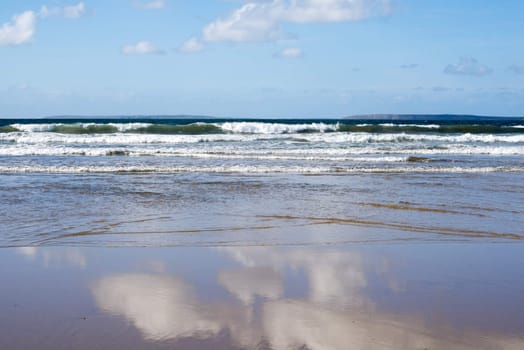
left=0, top=118, right=523, bottom=246
left=2, top=117, right=524, bottom=349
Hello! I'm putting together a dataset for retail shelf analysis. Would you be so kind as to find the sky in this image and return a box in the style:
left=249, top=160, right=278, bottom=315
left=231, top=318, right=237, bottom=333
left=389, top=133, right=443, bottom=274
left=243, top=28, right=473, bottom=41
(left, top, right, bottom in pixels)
left=1, top=0, right=524, bottom=118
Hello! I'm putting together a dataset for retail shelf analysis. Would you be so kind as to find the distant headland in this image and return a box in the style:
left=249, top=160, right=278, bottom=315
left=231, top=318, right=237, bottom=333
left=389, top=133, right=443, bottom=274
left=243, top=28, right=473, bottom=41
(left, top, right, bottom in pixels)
left=44, top=115, right=217, bottom=120
left=343, top=114, right=523, bottom=121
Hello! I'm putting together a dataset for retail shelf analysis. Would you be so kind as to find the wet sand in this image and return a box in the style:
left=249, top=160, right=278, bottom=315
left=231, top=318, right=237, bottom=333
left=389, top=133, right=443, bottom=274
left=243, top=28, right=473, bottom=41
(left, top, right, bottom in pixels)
left=1, top=243, right=524, bottom=349
left=1, top=170, right=523, bottom=349
left=1, top=116, right=524, bottom=350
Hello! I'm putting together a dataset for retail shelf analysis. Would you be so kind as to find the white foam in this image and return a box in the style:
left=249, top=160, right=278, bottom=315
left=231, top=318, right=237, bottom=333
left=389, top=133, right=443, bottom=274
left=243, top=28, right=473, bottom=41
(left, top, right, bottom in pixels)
left=10, top=122, right=152, bottom=133
left=4, top=121, right=524, bottom=145
left=218, top=122, right=337, bottom=134
left=378, top=123, right=441, bottom=128
left=109, top=123, right=152, bottom=131
left=355, top=123, right=440, bottom=128
left=11, top=123, right=55, bottom=132
left=304, top=132, right=524, bottom=144
left=152, top=153, right=407, bottom=162
left=0, top=131, right=262, bottom=145
left=0, top=164, right=520, bottom=174
left=1, top=140, right=523, bottom=158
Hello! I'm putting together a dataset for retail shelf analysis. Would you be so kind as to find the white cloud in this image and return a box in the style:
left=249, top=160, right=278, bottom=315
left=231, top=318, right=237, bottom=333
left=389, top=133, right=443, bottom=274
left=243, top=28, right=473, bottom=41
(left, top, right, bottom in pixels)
left=280, top=0, right=392, bottom=23
left=277, top=47, right=303, bottom=58
left=0, top=4, right=85, bottom=47
left=203, top=2, right=281, bottom=43
left=179, top=37, right=205, bottom=53
left=132, top=0, right=166, bottom=10
left=508, top=64, right=524, bottom=74
left=39, top=6, right=57, bottom=18
left=63, top=2, right=86, bottom=18
left=444, top=56, right=492, bottom=76
left=0, top=11, right=36, bottom=46
left=202, top=0, right=391, bottom=43
left=122, top=41, right=164, bottom=55
left=40, top=2, right=86, bottom=19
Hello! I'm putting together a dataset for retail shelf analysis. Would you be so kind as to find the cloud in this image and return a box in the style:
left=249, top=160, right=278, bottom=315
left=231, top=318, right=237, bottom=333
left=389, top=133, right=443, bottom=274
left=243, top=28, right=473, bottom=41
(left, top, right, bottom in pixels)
left=444, top=56, right=492, bottom=76
left=0, top=4, right=85, bottom=47
left=508, top=64, right=524, bottom=74
left=122, top=41, right=164, bottom=55
left=203, top=2, right=280, bottom=43
left=179, top=37, right=205, bottom=53
left=40, top=2, right=86, bottom=19
left=400, top=63, right=419, bottom=69
left=63, top=3, right=86, bottom=18
left=279, top=0, right=392, bottom=23
left=202, top=0, right=391, bottom=43
left=132, top=0, right=166, bottom=10
left=276, top=47, right=303, bottom=58
left=0, top=11, right=36, bottom=46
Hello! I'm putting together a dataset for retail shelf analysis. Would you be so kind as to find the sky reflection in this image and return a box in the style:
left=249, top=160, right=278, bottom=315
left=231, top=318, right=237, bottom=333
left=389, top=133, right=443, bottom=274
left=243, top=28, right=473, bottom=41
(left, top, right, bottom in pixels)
left=87, top=246, right=524, bottom=350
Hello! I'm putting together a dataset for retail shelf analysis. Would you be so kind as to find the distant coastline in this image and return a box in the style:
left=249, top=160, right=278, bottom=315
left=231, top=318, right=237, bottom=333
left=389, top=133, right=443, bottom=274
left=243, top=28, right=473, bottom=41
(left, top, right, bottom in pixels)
left=343, top=114, right=524, bottom=121
left=45, top=113, right=524, bottom=121
left=43, top=114, right=218, bottom=120
left=0, top=113, right=522, bottom=122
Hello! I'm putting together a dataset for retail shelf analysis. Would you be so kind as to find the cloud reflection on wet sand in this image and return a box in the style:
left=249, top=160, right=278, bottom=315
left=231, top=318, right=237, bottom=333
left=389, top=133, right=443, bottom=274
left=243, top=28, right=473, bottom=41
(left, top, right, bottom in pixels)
left=92, top=274, right=222, bottom=341
left=16, top=246, right=87, bottom=268
left=90, top=247, right=524, bottom=349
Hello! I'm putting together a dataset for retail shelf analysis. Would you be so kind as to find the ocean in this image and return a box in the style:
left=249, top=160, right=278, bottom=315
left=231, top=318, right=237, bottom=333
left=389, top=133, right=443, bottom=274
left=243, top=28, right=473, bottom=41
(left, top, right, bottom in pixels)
left=1, top=117, right=523, bottom=246
left=1, top=117, right=524, bottom=349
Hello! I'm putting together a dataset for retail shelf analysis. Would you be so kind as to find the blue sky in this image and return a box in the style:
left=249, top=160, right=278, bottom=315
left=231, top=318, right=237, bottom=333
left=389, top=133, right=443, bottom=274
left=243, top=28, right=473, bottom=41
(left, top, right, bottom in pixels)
left=1, top=0, right=523, bottom=118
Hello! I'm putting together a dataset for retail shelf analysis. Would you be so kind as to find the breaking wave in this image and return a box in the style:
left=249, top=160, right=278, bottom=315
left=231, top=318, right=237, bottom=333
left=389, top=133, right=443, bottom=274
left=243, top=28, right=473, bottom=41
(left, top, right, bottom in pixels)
left=3, top=121, right=524, bottom=135
left=1, top=143, right=523, bottom=157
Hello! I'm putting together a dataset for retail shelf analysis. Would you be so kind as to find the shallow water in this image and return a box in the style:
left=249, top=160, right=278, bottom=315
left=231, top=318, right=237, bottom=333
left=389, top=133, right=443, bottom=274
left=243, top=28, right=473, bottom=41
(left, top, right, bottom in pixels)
left=1, top=171, right=523, bottom=247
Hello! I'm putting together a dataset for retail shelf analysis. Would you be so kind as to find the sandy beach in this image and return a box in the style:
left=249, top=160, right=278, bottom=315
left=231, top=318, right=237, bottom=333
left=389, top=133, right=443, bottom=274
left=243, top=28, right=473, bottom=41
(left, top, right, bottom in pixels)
left=1, top=170, right=524, bottom=349
left=2, top=243, right=524, bottom=349
left=1, top=119, right=523, bottom=349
